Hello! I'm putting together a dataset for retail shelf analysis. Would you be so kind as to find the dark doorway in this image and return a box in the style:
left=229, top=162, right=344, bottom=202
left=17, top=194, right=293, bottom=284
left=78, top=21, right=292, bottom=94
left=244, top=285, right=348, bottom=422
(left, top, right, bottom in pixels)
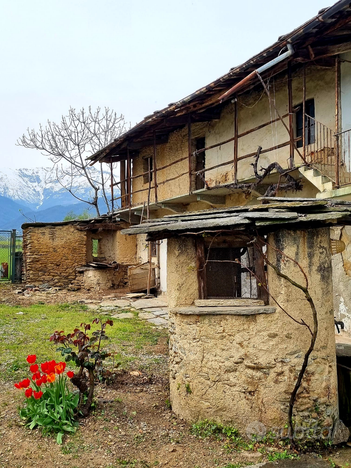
left=337, top=356, right=351, bottom=428
left=205, top=247, right=242, bottom=298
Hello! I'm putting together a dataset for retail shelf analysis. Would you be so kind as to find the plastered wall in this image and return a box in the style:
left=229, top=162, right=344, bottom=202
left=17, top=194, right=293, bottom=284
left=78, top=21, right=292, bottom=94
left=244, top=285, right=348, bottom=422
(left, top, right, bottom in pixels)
left=331, top=225, right=351, bottom=338
left=168, top=228, right=338, bottom=436
left=130, top=63, right=335, bottom=208
left=23, top=225, right=88, bottom=287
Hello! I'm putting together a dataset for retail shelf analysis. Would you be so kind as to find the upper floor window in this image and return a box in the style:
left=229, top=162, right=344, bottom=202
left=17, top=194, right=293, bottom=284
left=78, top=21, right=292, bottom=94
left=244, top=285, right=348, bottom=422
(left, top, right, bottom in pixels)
left=296, top=99, right=315, bottom=148
left=193, top=137, right=206, bottom=190
left=143, top=156, right=153, bottom=184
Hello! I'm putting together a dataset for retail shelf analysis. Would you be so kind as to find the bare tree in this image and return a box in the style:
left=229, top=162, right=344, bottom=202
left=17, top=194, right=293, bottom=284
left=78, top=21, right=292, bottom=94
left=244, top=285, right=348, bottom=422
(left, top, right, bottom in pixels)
left=17, top=107, right=128, bottom=216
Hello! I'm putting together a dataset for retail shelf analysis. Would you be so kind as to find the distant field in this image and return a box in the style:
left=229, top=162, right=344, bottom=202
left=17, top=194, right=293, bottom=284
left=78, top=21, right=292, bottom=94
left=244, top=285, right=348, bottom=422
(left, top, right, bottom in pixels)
left=0, top=245, right=10, bottom=280
left=0, top=237, right=21, bottom=280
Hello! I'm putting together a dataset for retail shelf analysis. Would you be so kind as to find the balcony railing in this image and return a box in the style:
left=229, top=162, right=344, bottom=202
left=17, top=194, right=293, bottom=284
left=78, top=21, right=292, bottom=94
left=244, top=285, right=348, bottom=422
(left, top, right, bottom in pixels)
left=112, top=114, right=351, bottom=211
left=337, top=128, right=351, bottom=186
left=303, top=115, right=336, bottom=182
left=303, top=115, right=351, bottom=187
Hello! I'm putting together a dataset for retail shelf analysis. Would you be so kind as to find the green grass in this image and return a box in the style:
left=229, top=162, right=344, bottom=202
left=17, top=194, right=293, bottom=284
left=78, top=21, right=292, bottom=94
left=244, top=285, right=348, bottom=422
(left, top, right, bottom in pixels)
left=0, top=302, right=166, bottom=381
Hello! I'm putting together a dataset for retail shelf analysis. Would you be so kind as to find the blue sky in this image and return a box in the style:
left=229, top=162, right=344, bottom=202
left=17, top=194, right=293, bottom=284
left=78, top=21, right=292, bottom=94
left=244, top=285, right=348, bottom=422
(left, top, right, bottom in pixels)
left=0, top=0, right=332, bottom=169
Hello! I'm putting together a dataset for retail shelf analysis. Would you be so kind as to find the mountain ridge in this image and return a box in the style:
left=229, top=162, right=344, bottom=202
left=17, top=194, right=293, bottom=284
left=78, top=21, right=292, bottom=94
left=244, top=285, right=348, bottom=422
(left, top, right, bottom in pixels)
left=0, top=167, right=112, bottom=230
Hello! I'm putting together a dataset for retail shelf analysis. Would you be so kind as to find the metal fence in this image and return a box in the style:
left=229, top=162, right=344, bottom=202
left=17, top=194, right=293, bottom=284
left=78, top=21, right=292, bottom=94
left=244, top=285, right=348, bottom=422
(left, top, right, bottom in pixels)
left=0, top=230, right=23, bottom=283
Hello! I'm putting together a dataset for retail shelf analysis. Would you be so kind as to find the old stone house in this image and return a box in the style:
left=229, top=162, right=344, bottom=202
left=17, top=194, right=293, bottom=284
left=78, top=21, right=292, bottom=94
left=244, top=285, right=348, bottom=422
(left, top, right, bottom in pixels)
left=24, top=0, right=351, bottom=440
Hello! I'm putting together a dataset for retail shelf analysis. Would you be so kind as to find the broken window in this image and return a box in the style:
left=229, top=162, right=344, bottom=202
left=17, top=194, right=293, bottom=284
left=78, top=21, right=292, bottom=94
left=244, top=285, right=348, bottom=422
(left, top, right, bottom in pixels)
left=194, top=137, right=206, bottom=190
left=92, top=239, right=99, bottom=258
left=196, top=235, right=267, bottom=302
left=150, top=241, right=157, bottom=257
left=143, top=156, right=153, bottom=184
left=296, top=99, right=315, bottom=148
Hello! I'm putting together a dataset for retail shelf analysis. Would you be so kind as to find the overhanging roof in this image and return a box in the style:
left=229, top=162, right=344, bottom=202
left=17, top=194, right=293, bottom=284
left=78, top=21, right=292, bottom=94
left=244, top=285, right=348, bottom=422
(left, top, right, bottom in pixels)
left=89, top=0, right=351, bottom=164
left=121, top=198, right=351, bottom=239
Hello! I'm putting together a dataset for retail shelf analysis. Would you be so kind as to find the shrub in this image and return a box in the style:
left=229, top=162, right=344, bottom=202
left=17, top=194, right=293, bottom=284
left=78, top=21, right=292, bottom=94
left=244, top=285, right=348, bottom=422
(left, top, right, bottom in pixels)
left=50, top=317, right=113, bottom=416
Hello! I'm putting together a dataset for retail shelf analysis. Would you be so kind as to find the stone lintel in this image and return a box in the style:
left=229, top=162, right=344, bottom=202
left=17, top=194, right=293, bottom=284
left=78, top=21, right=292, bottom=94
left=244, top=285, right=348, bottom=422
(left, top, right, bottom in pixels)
left=195, top=299, right=265, bottom=307
left=172, top=306, right=276, bottom=315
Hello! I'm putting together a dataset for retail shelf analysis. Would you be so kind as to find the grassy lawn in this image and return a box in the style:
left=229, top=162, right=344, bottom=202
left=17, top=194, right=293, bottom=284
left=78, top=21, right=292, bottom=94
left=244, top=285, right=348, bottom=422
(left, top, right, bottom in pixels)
left=0, top=302, right=166, bottom=382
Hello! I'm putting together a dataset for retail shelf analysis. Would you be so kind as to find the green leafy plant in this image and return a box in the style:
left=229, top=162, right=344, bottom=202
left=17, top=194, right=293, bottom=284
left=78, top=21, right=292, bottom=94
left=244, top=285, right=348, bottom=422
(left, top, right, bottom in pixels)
left=15, top=354, right=78, bottom=444
left=50, top=317, right=113, bottom=416
left=267, top=450, right=298, bottom=461
left=191, top=420, right=239, bottom=442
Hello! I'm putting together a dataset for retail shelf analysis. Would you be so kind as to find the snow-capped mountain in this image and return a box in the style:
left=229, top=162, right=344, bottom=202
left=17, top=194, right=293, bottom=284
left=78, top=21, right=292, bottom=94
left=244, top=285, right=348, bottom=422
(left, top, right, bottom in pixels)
left=0, top=167, right=117, bottom=230
left=0, top=167, right=95, bottom=210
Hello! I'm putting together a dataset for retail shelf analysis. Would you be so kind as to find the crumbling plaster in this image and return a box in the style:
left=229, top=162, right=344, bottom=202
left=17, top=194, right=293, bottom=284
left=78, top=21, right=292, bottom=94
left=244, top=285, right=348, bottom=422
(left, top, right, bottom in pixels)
left=167, top=228, right=338, bottom=435
left=331, top=225, right=351, bottom=337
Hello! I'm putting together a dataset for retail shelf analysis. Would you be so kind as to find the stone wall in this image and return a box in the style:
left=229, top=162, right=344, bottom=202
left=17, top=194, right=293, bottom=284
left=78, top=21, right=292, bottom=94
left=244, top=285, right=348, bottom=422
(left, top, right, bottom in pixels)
left=168, top=228, right=338, bottom=437
left=23, top=224, right=88, bottom=288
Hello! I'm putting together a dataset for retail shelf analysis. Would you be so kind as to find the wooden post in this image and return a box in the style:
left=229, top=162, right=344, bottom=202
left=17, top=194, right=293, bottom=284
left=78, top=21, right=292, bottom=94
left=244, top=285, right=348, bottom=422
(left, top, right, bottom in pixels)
left=288, top=62, right=294, bottom=168
left=233, top=98, right=238, bottom=183
left=120, top=160, right=126, bottom=208
left=127, top=149, right=131, bottom=207
left=302, top=66, right=306, bottom=161
left=147, top=157, right=151, bottom=220
left=153, top=131, right=158, bottom=203
left=147, top=240, right=152, bottom=296
left=188, top=114, right=192, bottom=194
left=196, top=238, right=207, bottom=299
left=335, top=56, right=340, bottom=188
left=110, top=161, right=114, bottom=212
left=255, top=245, right=269, bottom=305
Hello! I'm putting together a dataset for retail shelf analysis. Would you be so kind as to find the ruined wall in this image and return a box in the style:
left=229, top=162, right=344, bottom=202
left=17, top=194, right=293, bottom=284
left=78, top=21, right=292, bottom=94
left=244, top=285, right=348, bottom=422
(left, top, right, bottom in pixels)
left=130, top=63, right=335, bottom=208
left=168, top=228, right=338, bottom=436
left=23, top=225, right=88, bottom=288
left=80, top=265, right=128, bottom=290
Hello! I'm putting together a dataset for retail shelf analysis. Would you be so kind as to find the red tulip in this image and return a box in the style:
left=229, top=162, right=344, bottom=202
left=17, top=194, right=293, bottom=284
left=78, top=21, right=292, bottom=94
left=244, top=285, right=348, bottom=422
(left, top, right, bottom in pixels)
left=25, top=388, right=33, bottom=398
left=33, top=391, right=43, bottom=400
left=54, top=362, right=66, bottom=375
left=26, top=355, right=36, bottom=364
left=30, top=364, right=39, bottom=373
left=20, top=378, right=31, bottom=389
left=41, top=360, right=57, bottom=374
left=67, top=371, right=74, bottom=379
left=32, top=371, right=41, bottom=381
left=14, top=383, right=21, bottom=389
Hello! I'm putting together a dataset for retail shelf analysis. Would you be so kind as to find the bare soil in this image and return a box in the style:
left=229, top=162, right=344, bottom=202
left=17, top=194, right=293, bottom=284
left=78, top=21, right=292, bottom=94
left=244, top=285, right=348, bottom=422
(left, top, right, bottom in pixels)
left=0, top=283, right=350, bottom=468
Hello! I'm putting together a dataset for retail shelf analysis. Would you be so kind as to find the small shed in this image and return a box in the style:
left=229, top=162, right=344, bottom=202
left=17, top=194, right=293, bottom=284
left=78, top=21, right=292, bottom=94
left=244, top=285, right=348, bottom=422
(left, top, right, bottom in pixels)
left=123, top=198, right=351, bottom=441
left=22, top=215, right=138, bottom=290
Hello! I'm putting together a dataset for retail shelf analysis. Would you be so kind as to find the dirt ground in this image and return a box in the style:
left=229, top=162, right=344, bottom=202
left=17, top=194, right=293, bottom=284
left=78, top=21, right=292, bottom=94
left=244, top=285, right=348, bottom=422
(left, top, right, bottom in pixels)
left=0, top=283, right=350, bottom=468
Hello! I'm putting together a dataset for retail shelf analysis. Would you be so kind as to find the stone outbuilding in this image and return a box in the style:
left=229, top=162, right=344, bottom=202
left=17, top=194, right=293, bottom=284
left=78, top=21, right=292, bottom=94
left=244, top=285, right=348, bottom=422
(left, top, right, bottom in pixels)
left=21, top=215, right=146, bottom=291
left=123, top=198, right=351, bottom=441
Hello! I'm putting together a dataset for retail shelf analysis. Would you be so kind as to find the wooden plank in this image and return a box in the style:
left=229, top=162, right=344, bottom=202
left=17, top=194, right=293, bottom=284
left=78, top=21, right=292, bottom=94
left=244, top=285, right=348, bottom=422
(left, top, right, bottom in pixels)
left=128, top=264, right=156, bottom=292
left=257, top=197, right=329, bottom=203
left=195, top=238, right=206, bottom=300
left=254, top=245, right=269, bottom=305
